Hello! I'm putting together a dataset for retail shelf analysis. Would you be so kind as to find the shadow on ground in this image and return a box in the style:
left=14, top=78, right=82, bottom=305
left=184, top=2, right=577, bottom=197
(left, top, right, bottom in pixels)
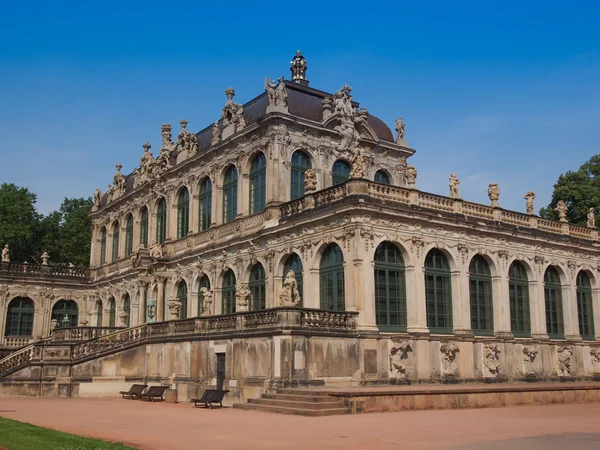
left=455, top=433, right=600, bottom=450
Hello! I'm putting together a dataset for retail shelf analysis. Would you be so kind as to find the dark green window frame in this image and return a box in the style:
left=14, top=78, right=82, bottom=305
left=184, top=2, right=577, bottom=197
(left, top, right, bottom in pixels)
left=197, top=275, right=211, bottom=316
left=319, top=244, right=345, bottom=311
left=576, top=272, right=595, bottom=340
left=222, top=270, right=236, bottom=314
left=509, top=261, right=531, bottom=337
left=249, top=153, right=267, bottom=214
left=291, top=151, right=311, bottom=200
left=124, top=214, right=133, bottom=258
left=374, top=170, right=391, bottom=185
left=5, top=297, right=34, bottom=336
left=156, top=198, right=167, bottom=244
left=283, top=253, right=303, bottom=307
left=425, top=249, right=452, bottom=333
left=332, top=160, right=351, bottom=186
left=375, top=242, right=407, bottom=331
left=544, top=267, right=564, bottom=339
left=249, top=263, right=266, bottom=310
left=199, top=178, right=212, bottom=231
left=469, top=255, right=494, bottom=335
left=108, top=298, right=116, bottom=327
left=222, top=166, right=238, bottom=224
left=177, top=188, right=190, bottom=239
left=177, top=282, right=187, bottom=319
left=111, top=222, right=120, bottom=263
left=96, top=300, right=103, bottom=327
left=51, top=299, right=79, bottom=328
left=99, top=228, right=107, bottom=266
left=140, top=207, right=149, bottom=248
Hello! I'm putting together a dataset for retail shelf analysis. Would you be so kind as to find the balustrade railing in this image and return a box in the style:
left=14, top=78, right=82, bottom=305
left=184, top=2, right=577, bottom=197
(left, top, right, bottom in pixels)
left=0, top=343, right=35, bottom=376
left=0, top=262, right=89, bottom=278
left=3, top=336, right=34, bottom=348
left=50, top=327, right=124, bottom=342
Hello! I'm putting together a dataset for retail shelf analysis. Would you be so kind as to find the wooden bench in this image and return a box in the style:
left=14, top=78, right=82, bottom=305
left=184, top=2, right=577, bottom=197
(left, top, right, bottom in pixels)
left=140, top=385, right=169, bottom=402
left=190, top=389, right=230, bottom=408
left=119, top=384, right=148, bottom=400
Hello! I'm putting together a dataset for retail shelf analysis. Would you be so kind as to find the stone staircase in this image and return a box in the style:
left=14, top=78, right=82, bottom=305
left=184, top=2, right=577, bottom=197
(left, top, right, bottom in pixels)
left=233, top=388, right=351, bottom=416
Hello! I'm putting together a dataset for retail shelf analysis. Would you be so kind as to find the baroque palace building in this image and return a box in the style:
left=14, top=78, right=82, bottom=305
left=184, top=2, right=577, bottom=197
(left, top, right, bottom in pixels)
left=2, top=52, right=600, bottom=399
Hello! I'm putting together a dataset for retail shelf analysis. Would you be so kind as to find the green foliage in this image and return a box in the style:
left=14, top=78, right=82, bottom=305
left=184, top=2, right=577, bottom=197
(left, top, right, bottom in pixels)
left=540, top=155, right=600, bottom=226
left=0, top=183, right=92, bottom=266
left=0, top=417, right=136, bottom=449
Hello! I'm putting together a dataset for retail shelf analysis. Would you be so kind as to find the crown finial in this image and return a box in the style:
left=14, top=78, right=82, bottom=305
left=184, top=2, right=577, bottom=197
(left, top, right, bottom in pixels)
left=290, top=50, right=308, bottom=86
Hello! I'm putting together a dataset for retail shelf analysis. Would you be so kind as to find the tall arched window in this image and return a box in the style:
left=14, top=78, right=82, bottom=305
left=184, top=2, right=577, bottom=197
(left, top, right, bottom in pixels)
left=291, top=150, right=311, bottom=200
left=374, top=242, right=406, bottom=331
left=320, top=244, right=345, bottom=311
left=249, top=263, right=266, bottom=310
left=156, top=198, right=167, bottom=244
left=332, top=160, right=351, bottom=186
left=544, top=266, right=564, bottom=338
left=140, top=207, right=149, bottom=248
left=249, top=153, right=267, bottom=214
left=374, top=170, right=390, bottom=185
left=576, top=271, right=595, bottom=340
left=283, top=253, right=303, bottom=307
left=469, top=255, right=493, bottom=334
left=5, top=297, right=34, bottom=336
left=111, top=221, right=120, bottom=263
left=177, top=188, right=190, bottom=239
left=108, top=298, right=116, bottom=327
left=199, top=178, right=212, bottom=231
left=177, top=281, right=187, bottom=319
left=509, top=261, right=531, bottom=337
left=124, top=214, right=134, bottom=257
left=222, top=270, right=236, bottom=314
left=197, top=275, right=211, bottom=316
left=223, top=166, right=238, bottom=223
left=425, top=249, right=452, bottom=332
left=99, top=228, right=107, bottom=266
left=95, top=300, right=103, bottom=327
left=123, top=294, right=131, bottom=327
left=51, top=300, right=79, bottom=328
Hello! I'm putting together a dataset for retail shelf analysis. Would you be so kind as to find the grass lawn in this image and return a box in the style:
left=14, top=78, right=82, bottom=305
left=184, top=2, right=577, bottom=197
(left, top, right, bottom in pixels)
left=0, top=417, right=137, bottom=450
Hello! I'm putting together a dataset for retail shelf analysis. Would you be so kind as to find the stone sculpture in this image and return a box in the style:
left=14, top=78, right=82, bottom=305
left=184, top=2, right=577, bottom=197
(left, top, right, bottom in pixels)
left=488, top=183, right=500, bottom=208
left=483, top=343, right=501, bottom=376
left=290, top=50, right=308, bottom=83
left=199, top=287, right=213, bottom=316
left=211, top=122, right=220, bottom=146
left=222, top=88, right=246, bottom=132
left=177, top=119, right=198, bottom=156
left=149, top=244, right=164, bottom=261
left=395, top=117, right=405, bottom=142
left=41, top=251, right=49, bottom=266
left=93, top=188, right=102, bottom=209
left=167, top=298, right=182, bottom=320
left=113, top=163, right=126, bottom=195
left=389, top=341, right=412, bottom=380
left=147, top=298, right=156, bottom=323
left=524, top=191, right=536, bottom=215
left=1, top=244, right=9, bottom=263
left=236, top=284, right=251, bottom=312
left=349, top=145, right=365, bottom=179
left=555, top=200, right=568, bottom=223
left=279, top=270, right=301, bottom=306
left=406, top=165, right=417, bottom=189
left=449, top=173, right=461, bottom=199
left=522, top=345, right=538, bottom=376
left=588, top=207, right=596, bottom=228
left=440, top=342, right=460, bottom=376
left=265, top=76, right=288, bottom=108
left=119, top=312, right=129, bottom=327
left=557, top=346, right=572, bottom=377
left=339, top=123, right=358, bottom=152
left=304, top=169, right=317, bottom=192
left=590, top=347, right=600, bottom=373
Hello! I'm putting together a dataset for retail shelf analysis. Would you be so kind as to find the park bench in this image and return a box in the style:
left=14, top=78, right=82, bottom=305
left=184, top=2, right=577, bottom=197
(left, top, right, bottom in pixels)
left=119, top=384, right=148, bottom=400
left=140, top=385, right=169, bottom=402
left=190, top=389, right=230, bottom=409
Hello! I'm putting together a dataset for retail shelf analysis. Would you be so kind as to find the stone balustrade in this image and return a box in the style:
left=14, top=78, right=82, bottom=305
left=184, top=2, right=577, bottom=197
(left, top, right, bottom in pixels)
left=0, top=262, right=89, bottom=279
left=2, top=337, right=34, bottom=348
left=0, top=344, right=35, bottom=376
left=50, top=326, right=124, bottom=342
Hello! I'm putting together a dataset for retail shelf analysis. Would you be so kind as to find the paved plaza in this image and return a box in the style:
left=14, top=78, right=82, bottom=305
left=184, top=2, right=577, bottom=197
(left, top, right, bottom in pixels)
left=0, top=398, right=599, bottom=449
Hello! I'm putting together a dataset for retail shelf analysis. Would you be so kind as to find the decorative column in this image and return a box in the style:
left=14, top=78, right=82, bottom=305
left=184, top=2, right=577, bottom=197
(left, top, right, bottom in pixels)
left=239, top=172, right=249, bottom=218
left=530, top=259, right=548, bottom=339
left=89, top=225, right=98, bottom=268
left=453, top=264, right=472, bottom=336
left=593, top=286, right=600, bottom=341
left=156, top=276, right=166, bottom=322
left=407, top=239, right=428, bottom=334
left=564, top=273, right=580, bottom=340
left=494, top=252, right=512, bottom=337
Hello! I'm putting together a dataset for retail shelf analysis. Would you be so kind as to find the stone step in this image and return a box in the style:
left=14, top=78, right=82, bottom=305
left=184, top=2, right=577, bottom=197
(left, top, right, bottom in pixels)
left=262, top=393, right=337, bottom=403
left=248, top=398, right=345, bottom=410
left=275, top=389, right=332, bottom=397
left=233, top=402, right=351, bottom=416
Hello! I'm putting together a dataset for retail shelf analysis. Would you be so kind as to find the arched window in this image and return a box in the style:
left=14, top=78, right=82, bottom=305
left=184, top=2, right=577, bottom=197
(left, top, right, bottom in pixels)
left=576, top=272, right=595, bottom=340
left=291, top=151, right=311, bottom=200
left=374, top=170, right=390, bottom=185
left=223, top=166, right=238, bottom=223
left=283, top=253, right=303, bottom=307
left=123, top=294, right=131, bottom=327
left=5, top=297, right=34, bottom=336
left=469, top=256, right=493, bottom=334
left=425, top=249, right=452, bottom=332
left=140, top=207, right=149, bottom=248
left=99, top=228, right=107, bottom=266
left=177, top=281, right=187, bottom=319
left=509, top=261, right=531, bottom=337
left=51, top=300, right=79, bottom=328
left=374, top=242, right=406, bottom=331
left=332, top=160, right=351, bottom=186
left=222, top=270, right=236, bottom=314
left=320, top=244, right=345, bottom=311
left=199, top=178, right=212, bottom=232
left=111, top=221, right=120, bottom=263
left=249, top=263, right=266, bottom=311
left=197, top=275, right=211, bottom=316
left=95, top=300, right=103, bottom=327
left=156, top=198, right=167, bottom=244
left=544, top=267, right=564, bottom=338
left=249, top=153, right=267, bottom=214
left=124, top=214, right=134, bottom=257
left=177, top=188, right=190, bottom=239
left=108, top=298, right=116, bottom=327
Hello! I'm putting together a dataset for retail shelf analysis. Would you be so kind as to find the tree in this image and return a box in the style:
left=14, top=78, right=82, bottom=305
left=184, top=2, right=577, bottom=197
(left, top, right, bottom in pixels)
left=56, top=197, right=93, bottom=267
left=0, top=183, right=41, bottom=262
left=540, top=155, right=600, bottom=226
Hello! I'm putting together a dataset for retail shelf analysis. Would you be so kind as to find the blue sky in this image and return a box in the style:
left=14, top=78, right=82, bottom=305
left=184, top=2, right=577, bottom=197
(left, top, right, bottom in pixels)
left=0, top=0, right=598, bottom=215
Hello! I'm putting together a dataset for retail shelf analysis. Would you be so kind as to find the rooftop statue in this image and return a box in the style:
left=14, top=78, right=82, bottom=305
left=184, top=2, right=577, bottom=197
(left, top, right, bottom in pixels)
left=449, top=173, right=461, bottom=199
left=406, top=165, right=417, bottom=189
left=395, top=117, right=406, bottom=142
left=113, top=163, right=126, bottom=196
left=1, top=244, right=9, bottom=263
left=93, top=188, right=103, bottom=209
left=588, top=207, right=596, bottom=229
left=265, top=76, right=288, bottom=110
left=211, top=121, right=221, bottom=146
left=290, top=50, right=308, bottom=85
left=222, top=88, right=246, bottom=131
left=555, top=200, right=568, bottom=223
left=524, top=191, right=536, bottom=215
left=488, top=183, right=500, bottom=208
